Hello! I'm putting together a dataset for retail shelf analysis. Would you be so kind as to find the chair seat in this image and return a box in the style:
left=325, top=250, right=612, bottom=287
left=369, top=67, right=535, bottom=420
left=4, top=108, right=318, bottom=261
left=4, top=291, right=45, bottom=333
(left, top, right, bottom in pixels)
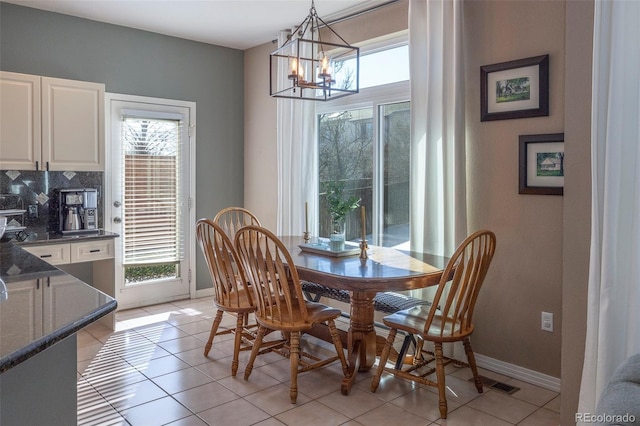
left=214, top=287, right=255, bottom=313
left=382, top=305, right=472, bottom=342
left=257, top=301, right=343, bottom=332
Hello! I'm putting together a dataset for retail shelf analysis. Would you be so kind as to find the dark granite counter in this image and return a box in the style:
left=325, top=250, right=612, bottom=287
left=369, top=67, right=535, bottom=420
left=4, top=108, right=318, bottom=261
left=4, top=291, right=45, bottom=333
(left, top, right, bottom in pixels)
left=8, top=227, right=119, bottom=247
left=0, top=242, right=117, bottom=373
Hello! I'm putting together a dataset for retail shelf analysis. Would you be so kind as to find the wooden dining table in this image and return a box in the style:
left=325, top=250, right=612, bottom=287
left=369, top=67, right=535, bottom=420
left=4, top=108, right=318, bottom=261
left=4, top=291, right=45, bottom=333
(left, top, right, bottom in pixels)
left=280, top=236, right=447, bottom=395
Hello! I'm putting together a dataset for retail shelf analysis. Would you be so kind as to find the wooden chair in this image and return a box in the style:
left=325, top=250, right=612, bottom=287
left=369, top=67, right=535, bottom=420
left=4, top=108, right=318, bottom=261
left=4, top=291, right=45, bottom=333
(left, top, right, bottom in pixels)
left=195, top=218, right=257, bottom=376
left=234, top=225, right=350, bottom=404
left=213, top=207, right=261, bottom=242
left=371, top=230, right=497, bottom=419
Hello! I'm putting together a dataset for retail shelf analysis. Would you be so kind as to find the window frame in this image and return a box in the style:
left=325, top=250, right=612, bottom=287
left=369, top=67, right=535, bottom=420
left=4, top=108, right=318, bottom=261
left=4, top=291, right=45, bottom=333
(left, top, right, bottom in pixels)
left=316, top=37, right=410, bottom=246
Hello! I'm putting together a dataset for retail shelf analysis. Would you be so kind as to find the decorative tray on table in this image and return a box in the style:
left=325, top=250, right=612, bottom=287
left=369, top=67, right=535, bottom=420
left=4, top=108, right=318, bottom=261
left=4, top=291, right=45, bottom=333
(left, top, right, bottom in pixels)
left=298, top=240, right=361, bottom=257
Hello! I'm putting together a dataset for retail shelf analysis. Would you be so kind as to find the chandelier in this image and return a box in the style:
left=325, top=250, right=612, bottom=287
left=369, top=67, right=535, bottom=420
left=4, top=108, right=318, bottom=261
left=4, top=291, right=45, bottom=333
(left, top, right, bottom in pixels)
left=270, top=0, right=360, bottom=101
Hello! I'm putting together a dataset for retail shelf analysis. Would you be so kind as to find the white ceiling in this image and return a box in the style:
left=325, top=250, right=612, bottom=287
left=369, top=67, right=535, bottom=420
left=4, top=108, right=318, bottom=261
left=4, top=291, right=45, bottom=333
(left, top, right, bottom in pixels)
left=3, top=0, right=384, bottom=50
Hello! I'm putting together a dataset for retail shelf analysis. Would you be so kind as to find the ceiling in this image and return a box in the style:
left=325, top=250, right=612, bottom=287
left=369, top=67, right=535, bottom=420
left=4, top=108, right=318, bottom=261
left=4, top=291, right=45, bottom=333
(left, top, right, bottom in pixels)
left=3, top=0, right=385, bottom=50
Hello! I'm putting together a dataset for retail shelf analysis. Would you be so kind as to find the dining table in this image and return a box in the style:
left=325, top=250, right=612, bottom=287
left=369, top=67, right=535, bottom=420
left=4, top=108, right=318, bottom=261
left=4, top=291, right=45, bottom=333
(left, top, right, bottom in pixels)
left=280, top=236, right=448, bottom=395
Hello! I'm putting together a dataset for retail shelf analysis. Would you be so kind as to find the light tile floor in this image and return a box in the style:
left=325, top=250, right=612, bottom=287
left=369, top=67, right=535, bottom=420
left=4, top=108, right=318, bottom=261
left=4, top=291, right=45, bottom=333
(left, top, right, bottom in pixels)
left=77, top=297, right=561, bottom=425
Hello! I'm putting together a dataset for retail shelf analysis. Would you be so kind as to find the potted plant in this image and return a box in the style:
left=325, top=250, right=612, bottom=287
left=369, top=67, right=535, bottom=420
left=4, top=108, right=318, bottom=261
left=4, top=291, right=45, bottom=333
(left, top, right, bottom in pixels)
left=322, top=181, right=360, bottom=251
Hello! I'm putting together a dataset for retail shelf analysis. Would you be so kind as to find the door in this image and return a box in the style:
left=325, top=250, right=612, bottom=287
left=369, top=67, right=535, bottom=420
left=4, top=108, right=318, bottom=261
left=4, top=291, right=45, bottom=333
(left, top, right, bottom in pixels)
left=106, top=94, right=196, bottom=309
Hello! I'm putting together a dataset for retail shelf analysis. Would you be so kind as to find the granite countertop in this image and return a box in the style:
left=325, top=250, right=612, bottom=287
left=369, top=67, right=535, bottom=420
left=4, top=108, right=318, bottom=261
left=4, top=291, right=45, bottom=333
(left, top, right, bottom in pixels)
left=8, top=227, right=119, bottom=246
left=0, top=242, right=117, bottom=373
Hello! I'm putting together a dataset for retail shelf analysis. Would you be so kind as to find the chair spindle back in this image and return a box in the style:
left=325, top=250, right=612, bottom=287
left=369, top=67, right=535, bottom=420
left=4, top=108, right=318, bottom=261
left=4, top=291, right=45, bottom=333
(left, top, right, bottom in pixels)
left=213, top=207, right=261, bottom=243
left=423, top=230, right=496, bottom=338
left=234, top=225, right=309, bottom=329
left=196, top=218, right=253, bottom=310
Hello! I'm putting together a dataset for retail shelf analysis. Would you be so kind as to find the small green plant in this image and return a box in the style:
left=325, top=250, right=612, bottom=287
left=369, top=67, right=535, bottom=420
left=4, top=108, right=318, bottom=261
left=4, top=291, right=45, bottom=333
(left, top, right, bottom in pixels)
left=322, top=181, right=360, bottom=224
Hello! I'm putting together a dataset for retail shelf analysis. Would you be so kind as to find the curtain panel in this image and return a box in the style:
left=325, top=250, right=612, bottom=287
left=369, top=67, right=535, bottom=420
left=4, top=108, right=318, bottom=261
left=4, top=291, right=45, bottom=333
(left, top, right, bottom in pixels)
left=276, top=31, right=318, bottom=237
left=408, top=0, right=467, bottom=258
left=578, top=0, right=640, bottom=419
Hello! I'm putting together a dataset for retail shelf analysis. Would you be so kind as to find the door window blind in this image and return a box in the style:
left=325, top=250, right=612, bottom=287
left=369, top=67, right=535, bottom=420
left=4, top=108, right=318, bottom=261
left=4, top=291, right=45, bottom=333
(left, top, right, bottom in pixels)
left=121, top=115, right=184, bottom=266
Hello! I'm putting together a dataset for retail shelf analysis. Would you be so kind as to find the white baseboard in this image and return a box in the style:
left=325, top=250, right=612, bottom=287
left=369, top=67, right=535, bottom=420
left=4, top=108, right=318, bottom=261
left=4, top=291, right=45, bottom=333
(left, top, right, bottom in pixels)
left=475, top=353, right=561, bottom=393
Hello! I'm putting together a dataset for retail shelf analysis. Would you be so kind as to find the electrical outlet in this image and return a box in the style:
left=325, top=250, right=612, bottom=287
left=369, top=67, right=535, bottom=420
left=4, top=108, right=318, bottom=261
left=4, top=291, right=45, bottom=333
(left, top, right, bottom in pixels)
left=541, top=312, right=554, bottom=332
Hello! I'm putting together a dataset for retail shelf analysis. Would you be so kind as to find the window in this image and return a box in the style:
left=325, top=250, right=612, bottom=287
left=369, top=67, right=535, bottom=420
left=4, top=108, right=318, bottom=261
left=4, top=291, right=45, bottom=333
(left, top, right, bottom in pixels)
left=317, top=39, right=410, bottom=248
left=121, top=114, right=184, bottom=284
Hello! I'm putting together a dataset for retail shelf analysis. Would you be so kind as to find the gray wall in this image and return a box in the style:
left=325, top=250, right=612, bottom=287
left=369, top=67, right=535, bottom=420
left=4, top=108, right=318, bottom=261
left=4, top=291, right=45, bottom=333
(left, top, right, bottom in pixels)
left=0, top=2, right=245, bottom=290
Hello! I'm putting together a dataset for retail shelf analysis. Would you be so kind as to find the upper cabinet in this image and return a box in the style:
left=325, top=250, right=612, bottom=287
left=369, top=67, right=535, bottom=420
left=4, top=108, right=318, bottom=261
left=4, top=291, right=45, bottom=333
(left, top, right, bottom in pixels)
left=0, top=72, right=41, bottom=170
left=0, top=71, right=105, bottom=171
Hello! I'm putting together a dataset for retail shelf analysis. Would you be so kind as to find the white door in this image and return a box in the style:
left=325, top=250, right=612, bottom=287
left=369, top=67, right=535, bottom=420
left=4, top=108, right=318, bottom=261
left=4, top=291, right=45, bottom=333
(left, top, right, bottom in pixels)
left=106, top=94, right=196, bottom=309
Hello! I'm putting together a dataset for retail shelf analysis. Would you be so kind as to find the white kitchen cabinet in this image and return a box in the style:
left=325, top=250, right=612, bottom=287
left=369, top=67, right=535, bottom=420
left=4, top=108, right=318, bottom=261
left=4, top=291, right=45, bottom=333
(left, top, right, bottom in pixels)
left=0, top=71, right=105, bottom=171
left=22, top=238, right=116, bottom=329
left=22, top=243, right=71, bottom=265
left=0, top=275, right=86, bottom=352
left=42, top=274, right=102, bottom=333
left=23, top=239, right=113, bottom=265
left=0, top=72, right=41, bottom=170
left=41, top=77, right=105, bottom=171
left=0, top=280, right=42, bottom=353
left=70, top=239, right=114, bottom=263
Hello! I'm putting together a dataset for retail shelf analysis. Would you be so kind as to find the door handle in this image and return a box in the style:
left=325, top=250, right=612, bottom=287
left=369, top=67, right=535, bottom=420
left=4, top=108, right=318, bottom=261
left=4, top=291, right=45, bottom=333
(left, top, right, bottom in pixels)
left=113, top=217, right=122, bottom=224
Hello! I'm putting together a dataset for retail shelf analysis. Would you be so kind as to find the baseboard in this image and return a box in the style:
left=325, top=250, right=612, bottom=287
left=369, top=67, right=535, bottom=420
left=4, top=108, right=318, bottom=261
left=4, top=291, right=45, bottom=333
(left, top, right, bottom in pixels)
left=475, top=353, right=561, bottom=392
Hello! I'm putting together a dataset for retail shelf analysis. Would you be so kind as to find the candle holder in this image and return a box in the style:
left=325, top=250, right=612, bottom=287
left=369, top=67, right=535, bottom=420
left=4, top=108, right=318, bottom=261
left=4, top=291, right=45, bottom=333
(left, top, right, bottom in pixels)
left=303, top=231, right=310, bottom=244
left=359, top=239, right=368, bottom=260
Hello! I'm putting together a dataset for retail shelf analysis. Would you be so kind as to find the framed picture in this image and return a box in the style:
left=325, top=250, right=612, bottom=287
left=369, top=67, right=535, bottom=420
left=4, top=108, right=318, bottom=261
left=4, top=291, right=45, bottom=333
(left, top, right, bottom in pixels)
left=519, top=133, right=564, bottom=195
left=481, top=54, right=549, bottom=121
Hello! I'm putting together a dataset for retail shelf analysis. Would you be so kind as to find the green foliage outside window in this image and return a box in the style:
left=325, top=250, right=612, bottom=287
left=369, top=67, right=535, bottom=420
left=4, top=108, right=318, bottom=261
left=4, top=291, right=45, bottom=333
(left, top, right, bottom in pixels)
left=125, top=264, right=177, bottom=284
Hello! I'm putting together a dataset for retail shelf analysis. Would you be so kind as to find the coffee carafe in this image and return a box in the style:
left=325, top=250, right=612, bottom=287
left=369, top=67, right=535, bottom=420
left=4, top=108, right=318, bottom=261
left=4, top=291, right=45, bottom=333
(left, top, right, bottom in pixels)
left=64, top=206, right=82, bottom=231
left=57, top=188, right=99, bottom=234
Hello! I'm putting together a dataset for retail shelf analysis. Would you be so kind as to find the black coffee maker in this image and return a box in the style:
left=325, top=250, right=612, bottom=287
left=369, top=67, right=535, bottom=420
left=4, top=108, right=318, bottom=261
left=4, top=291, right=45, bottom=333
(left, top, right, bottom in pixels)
left=57, top=188, right=98, bottom=234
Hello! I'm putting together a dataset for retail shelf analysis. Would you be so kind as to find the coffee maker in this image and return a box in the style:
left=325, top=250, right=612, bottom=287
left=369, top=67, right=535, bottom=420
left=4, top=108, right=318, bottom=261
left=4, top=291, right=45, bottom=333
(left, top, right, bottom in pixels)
left=58, top=188, right=98, bottom=234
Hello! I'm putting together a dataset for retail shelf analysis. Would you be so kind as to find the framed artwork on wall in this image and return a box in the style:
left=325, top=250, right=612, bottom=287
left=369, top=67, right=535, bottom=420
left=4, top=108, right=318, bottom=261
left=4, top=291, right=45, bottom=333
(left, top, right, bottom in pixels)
left=519, top=133, right=564, bottom=195
left=481, top=54, right=549, bottom=121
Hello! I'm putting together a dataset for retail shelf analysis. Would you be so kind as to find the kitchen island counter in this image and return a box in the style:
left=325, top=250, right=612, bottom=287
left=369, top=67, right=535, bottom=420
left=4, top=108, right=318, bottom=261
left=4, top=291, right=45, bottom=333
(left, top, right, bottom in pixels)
left=0, top=241, right=117, bottom=425
left=0, top=241, right=117, bottom=373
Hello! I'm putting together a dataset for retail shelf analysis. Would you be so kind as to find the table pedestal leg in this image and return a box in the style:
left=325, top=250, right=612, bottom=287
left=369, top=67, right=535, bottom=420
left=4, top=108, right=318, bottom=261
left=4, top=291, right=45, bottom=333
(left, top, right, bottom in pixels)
left=341, top=290, right=377, bottom=395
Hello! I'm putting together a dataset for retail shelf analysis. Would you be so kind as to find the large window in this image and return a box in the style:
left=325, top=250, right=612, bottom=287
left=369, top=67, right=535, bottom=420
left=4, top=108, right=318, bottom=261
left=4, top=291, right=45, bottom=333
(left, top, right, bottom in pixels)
left=317, top=40, right=410, bottom=248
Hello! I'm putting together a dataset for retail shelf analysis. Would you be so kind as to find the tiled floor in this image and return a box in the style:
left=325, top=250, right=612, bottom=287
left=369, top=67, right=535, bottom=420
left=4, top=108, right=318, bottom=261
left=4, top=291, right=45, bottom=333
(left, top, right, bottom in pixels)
left=77, top=297, right=561, bottom=425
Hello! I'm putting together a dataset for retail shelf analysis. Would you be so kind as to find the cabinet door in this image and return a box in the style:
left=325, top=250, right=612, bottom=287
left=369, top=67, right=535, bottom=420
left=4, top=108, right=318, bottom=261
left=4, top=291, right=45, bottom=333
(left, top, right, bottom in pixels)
left=43, top=274, right=100, bottom=333
left=41, top=77, right=105, bottom=171
left=0, top=72, right=42, bottom=170
left=0, top=280, right=43, bottom=354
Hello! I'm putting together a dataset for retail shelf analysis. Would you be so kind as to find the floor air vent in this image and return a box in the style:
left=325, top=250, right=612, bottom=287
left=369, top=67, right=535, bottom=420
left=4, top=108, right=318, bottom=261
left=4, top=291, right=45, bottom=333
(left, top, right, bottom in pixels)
left=471, top=376, right=520, bottom=395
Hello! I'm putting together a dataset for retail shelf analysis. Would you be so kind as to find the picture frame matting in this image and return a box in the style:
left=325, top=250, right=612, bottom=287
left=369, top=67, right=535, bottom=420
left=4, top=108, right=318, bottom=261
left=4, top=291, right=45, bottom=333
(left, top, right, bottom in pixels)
left=481, top=54, right=549, bottom=121
left=519, top=133, right=564, bottom=196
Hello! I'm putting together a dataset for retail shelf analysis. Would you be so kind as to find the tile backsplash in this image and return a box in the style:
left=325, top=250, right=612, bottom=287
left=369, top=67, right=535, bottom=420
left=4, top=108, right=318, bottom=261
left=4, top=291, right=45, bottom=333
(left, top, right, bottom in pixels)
left=0, top=170, right=103, bottom=233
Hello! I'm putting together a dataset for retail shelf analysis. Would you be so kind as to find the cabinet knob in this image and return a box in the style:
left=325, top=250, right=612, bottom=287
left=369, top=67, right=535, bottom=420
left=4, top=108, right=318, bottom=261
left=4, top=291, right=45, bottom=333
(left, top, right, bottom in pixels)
left=113, top=201, right=121, bottom=208
left=113, top=217, right=122, bottom=224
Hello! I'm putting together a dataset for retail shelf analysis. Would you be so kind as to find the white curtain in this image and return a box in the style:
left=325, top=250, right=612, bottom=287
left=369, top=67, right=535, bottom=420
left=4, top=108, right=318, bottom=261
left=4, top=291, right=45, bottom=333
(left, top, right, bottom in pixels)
left=408, top=0, right=467, bottom=257
left=276, top=31, right=317, bottom=236
left=578, top=0, right=640, bottom=418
